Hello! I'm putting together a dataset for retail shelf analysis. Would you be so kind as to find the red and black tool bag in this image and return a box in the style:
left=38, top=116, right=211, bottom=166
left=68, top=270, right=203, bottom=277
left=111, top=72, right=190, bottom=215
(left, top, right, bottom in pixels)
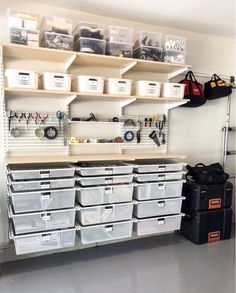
left=204, top=74, right=232, bottom=100
left=180, top=71, right=206, bottom=107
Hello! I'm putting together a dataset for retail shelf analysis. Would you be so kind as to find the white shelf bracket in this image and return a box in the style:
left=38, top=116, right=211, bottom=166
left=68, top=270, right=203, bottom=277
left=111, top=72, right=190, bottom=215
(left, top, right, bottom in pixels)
left=166, top=100, right=188, bottom=110
left=167, top=66, right=189, bottom=80
left=66, top=94, right=78, bottom=105
left=120, top=61, right=137, bottom=76
left=120, top=98, right=136, bottom=108
left=65, top=53, right=77, bottom=71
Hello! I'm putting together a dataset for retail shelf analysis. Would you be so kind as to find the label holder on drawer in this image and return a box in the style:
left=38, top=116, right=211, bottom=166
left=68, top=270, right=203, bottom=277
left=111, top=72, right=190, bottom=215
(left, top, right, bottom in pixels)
left=41, top=213, right=51, bottom=221
left=105, top=167, right=113, bottom=175
left=105, top=224, right=113, bottom=232
left=157, top=201, right=165, bottom=207
left=105, top=186, right=113, bottom=195
left=40, top=171, right=51, bottom=178
left=41, top=192, right=51, bottom=200
left=41, top=181, right=50, bottom=189
left=157, top=218, right=165, bottom=225
left=105, top=177, right=113, bottom=184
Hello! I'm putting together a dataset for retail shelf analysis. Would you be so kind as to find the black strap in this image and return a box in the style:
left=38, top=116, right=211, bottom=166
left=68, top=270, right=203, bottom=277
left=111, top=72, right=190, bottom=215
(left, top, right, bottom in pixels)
left=195, top=163, right=206, bottom=167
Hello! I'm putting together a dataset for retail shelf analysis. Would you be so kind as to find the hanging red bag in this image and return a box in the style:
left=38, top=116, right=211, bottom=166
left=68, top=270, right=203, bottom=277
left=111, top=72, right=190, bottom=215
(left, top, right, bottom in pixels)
left=180, top=71, right=206, bottom=107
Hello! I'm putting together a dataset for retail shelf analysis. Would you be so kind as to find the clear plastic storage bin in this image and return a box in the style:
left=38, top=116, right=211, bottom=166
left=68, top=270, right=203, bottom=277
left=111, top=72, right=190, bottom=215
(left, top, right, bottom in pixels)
left=161, top=82, right=185, bottom=99
left=12, top=227, right=76, bottom=255
left=5, top=69, right=38, bottom=89
left=76, top=161, right=133, bottom=176
left=74, top=37, right=106, bottom=55
left=163, top=35, right=186, bottom=51
left=133, top=181, right=184, bottom=201
left=133, top=160, right=184, bottom=173
left=10, top=207, right=76, bottom=235
left=134, top=214, right=182, bottom=236
left=134, top=172, right=185, bottom=183
left=8, top=27, right=39, bottom=46
left=41, top=16, right=73, bottom=35
left=73, top=21, right=105, bottom=41
left=40, top=72, right=72, bottom=91
left=104, top=78, right=132, bottom=95
left=133, top=46, right=162, bottom=61
left=132, top=80, right=161, bottom=97
left=77, top=202, right=133, bottom=226
left=78, top=220, right=133, bottom=244
left=133, top=197, right=184, bottom=218
left=7, top=9, right=39, bottom=30
left=134, top=31, right=162, bottom=48
left=106, top=42, right=133, bottom=58
left=72, top=75, right=104, bottom=93
left=76, top=184, right=133, bottom=206
left=106, top=26, right=133, bottom=43
left=8, top=176, right=75, bottom=192
left=42, top=32, right=74, bottom=51
left=9, top=187, right=76, bottom=213
left=162, top=50, right=186, bottom=64
left=8, top=163, right=75, bottom=180
left=77, top=174, right=133, bottom=187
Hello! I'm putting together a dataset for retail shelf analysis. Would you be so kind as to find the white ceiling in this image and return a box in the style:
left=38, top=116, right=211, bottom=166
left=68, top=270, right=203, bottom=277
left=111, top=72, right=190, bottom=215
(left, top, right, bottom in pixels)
left=35, top=0, right=235, bottom=37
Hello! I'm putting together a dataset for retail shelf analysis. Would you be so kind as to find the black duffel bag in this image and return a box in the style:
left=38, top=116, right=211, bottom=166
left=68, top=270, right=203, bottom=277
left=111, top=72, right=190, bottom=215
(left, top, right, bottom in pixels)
left=204, top=74, right=232, bottom=100
left=186, top=163, right=229, bottom=185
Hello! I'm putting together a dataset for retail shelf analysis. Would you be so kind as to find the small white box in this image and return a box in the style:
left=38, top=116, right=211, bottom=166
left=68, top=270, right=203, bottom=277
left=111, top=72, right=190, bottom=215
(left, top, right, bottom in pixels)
left=161, top=82, right=185, bottom=99
left=72, top=75, right=104, bottom=93
left=5, top=69, right=38, bottom=89
left=41, top=72, right=71, bottom=91
left=133, top=80, right=161, bottom=96
left=104, top=78, right=132, bottom=95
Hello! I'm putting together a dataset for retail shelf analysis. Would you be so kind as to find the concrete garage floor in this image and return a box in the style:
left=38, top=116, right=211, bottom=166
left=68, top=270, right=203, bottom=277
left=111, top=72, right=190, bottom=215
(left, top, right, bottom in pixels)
left=0, top=232, right=235, bottom=293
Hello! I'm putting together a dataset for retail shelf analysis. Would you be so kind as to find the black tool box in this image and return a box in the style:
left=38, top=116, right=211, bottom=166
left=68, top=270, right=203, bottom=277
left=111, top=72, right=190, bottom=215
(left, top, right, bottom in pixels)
left=182, top=181, right=233, bottom=212
left=181, top=208, right=233, bottom=244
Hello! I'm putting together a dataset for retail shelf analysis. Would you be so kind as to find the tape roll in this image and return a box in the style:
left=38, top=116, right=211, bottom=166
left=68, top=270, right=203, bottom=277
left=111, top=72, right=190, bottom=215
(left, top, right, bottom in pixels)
left=44, top=126, right=58, bottom=140
left=124, top=131, right=134, bottom=141
left=70, top=137, right=77, bottom=144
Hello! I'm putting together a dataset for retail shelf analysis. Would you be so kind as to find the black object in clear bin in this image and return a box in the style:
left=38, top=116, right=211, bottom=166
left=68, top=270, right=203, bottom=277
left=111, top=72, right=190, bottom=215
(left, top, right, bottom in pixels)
left=133, top=46, right=162, bottom=61
left=43, top=33, right=73, bottom=51
left=75, top=38, right=105, bottom=55
left=80, top=28, right=103, bottom=39
left=106, top=42, right=132, bottom=58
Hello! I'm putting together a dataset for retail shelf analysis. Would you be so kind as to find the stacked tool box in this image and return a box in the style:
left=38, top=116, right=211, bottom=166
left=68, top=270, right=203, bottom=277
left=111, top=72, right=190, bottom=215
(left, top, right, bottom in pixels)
left=181, top=180, right=233, bottom=244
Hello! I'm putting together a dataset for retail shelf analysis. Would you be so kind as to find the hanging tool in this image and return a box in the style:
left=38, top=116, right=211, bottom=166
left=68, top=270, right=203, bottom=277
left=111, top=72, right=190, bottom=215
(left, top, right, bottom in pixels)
left=149, top=130, right=161, bottom=147
left=158, top=120, right=164, bottom=137
left=149, top=118, right=152, bottom=127
left=124, top=119, right=135, bottom=127
left=137, top=121, right=142, bottom=143
left=37, top=112, right=49, bottom=124
left=162, top=133, right=166, bottom=144
left=144, top=118, right=148, bottom=127
left=56, top=111, right=65, bottom=130
left=6, top=110, right=17, bottom=132
left=31, top=112, right=45, bottom=138
left=25, top=113, right=31, bottom=130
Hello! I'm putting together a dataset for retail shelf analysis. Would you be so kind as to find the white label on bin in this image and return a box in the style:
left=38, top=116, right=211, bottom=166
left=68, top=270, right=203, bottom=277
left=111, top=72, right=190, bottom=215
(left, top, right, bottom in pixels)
left=41, top=184, right=50, bottom=189
left=148, top=83, right=157, bottom=94
left=105, top=179, right=113, bottom=184
left=105, top=226, right=113, bottom=232
left=105, top=188, right=113, bottom=195
left=158, top=184, right=165, bottom=190
left=89, top=79, right=98, bottom=90
left=158, top=168, right=165, bottom=172
left=40, top=173, right=50, bottom=178
left=117, top=81, right=126, bottom=92
left=158, top=175, right=165, bottom=180
left=18, top=72, right=30, bottom=86
left=170, top=85, right=181, bottom=96
left=158, top=201, right=165, bottom=207
left=158, top=219, right=165, bottom=225
left=42, top=235, right=51, bottom=241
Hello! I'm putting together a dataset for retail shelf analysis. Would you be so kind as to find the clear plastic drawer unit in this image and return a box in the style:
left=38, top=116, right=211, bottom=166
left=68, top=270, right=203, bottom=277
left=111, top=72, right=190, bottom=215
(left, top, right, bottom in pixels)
left=76, top=184, right=133, bottom=206
left=134, top=172, right=185, bottom=183
left=77, top=174, right=133, bottom=187
left=133, top=160, right=185, bottom=173
left=76, top=161, right=133, bottom=176
left=133, top=197, right=184, bottom=218
left=78, top=220, right=133, bottom=245
left=77, top=202, right=133, bottom=226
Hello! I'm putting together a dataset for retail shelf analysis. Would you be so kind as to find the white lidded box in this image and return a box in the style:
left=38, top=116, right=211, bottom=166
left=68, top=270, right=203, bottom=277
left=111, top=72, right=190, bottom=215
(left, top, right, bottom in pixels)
left=104, top=78, right=132, bottom=95
left=40, top=72, right=72, bottom=91
left=72, top=75, right=104, bottom=93
left=161, top=82, right=185, bottom=99
left=5, top=69, right=38, bottom=89
left=133, top=80, right=161, bottom=97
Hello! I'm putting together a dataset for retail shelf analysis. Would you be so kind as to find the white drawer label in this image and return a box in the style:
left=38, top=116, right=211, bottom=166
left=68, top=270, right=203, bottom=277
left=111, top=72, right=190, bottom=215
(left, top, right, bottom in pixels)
left=89, top=79, right=98, bottom=90
left=42, top=235, right=51, bottom=241
left=41, top=184, right=50, bottom=189
left=40, top=173, right=50, bottom=178
left=158, top=185, right=165, bottom=190
left=158, top=202, right=165, bottom=207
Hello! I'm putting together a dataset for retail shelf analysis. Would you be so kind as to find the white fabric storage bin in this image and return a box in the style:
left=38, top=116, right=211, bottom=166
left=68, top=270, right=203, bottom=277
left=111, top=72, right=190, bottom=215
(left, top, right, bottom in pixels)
left=134, top=159, right=184, bottom=173
left=79, top=220, right=133, bottom=244
left=7, top=163, right=75, bottom=180
left=134, top=172, right=185, bottom=183
left=8, top=27, right=39, bottom=47
left=133, top=197, right=184, bottom=218
left=104, top=78, right=132, bottom=95
left=10, top=207, right=76, bottom=235
left=134, top=214, right=182, bottom=236
left=76, top=161, right=133, bottom=176
left=5, top=69, right=38, bottom=89
left=41, top=16, right=73, bottom=35
left=9, top=187, right=76, bottom=213
left=133, top=181, right=184, bottom=201
left=72, top=75, right=104, bottom=93
left=8, top=176, right=75, bottom=192
left=7, top=9, right=39, bottom=30
left=77, top=202, right=133, bottom=226
left=41, top=72, right=71, bottom=91
left=73, top=21, right=105, bottom=42
left=163, top=35, right=186, bottom=51
left=162, top=50, right=186, bottom=64
left=161, top=82, right=185, bottom=99
left=134, top=31, right=162, bottom=48
left=132, top=80, right=161, bottom=97
left=77, top=174, right=133, bottom=187
left=76, top=184, right=133, bottom=206
left=106, top=25, right=133, bottom=43
left=12, top=228, right=76, bottom=255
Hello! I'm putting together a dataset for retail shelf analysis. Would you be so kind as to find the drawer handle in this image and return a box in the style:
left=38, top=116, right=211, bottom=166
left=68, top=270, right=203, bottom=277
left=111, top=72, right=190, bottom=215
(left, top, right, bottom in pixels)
left=157, top=218, right=165, bottom=225
left=158, top=165, right=166, bottom=171
left=105, top=167, right=113, bottom=174
left=105, top=178, right=113, bottom=183
left=41, top=233, right=52, bottom=241
left=157, top=201, right=165, bottom=207
left=105, top=187, right=113, bottom=194
left=40, top=171, right=51, bottom=178
left=41, top=192, right=51, bottom=200
left=41, top=213, right=51, bottom=221
left=105, top=224, right=113, bottom=231
left=41, top=182, right=50, bottom=189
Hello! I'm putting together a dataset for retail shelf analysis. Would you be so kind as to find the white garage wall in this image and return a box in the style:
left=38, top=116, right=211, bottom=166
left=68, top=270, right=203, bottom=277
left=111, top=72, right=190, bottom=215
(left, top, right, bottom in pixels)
left=0, top=0, right=235, bottom=244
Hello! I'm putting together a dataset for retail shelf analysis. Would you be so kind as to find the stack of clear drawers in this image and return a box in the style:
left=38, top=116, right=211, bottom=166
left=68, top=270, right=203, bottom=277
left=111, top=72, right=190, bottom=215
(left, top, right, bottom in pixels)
left=133, top=160, right=185, bottom=236
left=7, top=163, right=77, bottom=255
left=76, top=161, right=134, bottom=245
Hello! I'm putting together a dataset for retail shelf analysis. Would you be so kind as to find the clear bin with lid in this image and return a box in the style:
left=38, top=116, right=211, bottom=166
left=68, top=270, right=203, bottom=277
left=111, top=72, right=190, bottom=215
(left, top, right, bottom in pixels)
left=73, top=21, right=105, bottom=42
left=106, top=25, right=133, bottom=43
left=134, top=31, right=162, bottom=48
left=41, top=16, right=73, bottom=35
left=8, top=27, right=39, bottom=46
left=42, top=32, right=73, bottom=51
left=133, top=46, right=162, bottom=61
left=163, top=35, right=186, bottom=52
left=106, top=41, right=133, bottom=58
left=7, top=9, right=39, bottom=30
left=162, top=50, right=186, bottom=64
left=74, top=37, right=106, bottom=55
